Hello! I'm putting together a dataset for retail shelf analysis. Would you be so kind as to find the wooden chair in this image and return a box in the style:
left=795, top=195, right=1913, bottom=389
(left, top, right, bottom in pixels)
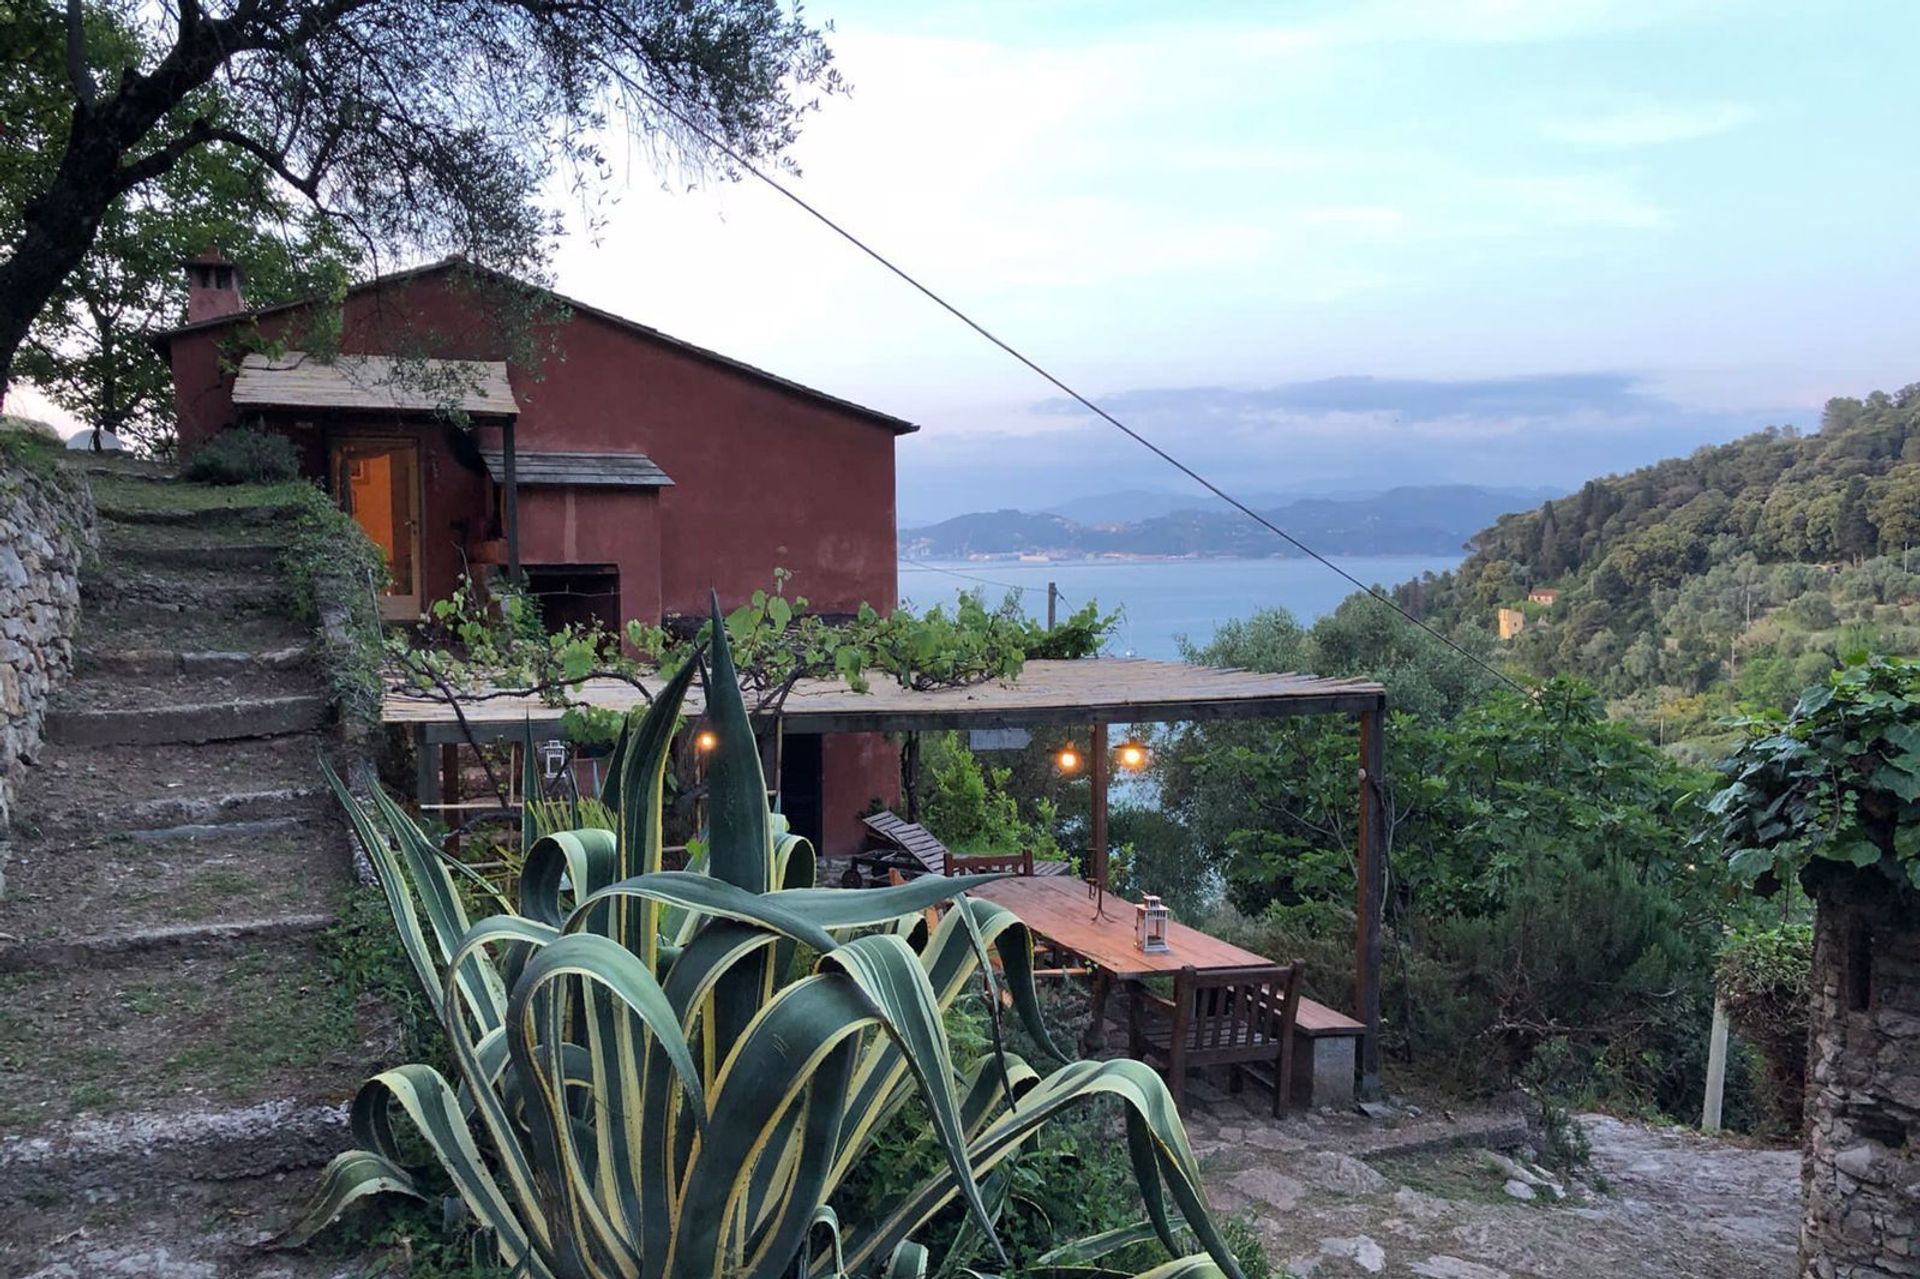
left=1126, top=962, right=1304, bottom=1116
left=945, top=849, right=1036, bottom=876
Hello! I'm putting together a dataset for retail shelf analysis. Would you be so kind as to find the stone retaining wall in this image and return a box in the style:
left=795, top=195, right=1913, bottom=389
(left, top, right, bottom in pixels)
left=0, top=460, right=93, bottom=838
left=1802, top=870, right=1920, bottom=1278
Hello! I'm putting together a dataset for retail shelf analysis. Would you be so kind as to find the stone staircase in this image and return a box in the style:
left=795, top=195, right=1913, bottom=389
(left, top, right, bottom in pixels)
left=0, top=465, right=383, bottom=1278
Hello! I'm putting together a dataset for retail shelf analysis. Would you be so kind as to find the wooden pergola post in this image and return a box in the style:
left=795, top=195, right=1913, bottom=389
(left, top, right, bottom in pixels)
left=1355, top=705, right=1386, bottom=1099
left=1089, top=720, right=1109, bottom=888
left=501, top=415, right=521, bottom=582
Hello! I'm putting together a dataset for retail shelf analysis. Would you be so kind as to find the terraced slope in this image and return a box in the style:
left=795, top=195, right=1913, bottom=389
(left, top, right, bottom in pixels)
left=0, top=464, right=386, bottom=1278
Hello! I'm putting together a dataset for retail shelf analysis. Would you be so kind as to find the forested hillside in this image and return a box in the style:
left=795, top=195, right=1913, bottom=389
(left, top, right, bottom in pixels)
left=1396, top=385, right=1920, bottom=746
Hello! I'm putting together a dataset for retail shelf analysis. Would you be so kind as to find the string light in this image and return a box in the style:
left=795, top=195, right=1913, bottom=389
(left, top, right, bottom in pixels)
left=1117, top=740, right=1149, bottom=771
left=694, top=728, right=719, bottom=753
left=1055, top=744, right=1082, bottom=774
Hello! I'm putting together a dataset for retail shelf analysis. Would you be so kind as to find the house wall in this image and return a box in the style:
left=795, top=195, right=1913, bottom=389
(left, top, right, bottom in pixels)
left=168, top=268, right=900, bottom=619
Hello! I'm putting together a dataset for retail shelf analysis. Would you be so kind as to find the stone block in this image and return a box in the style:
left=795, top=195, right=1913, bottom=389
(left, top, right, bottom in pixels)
left=1290, top=1029, right=1357, bottom=1109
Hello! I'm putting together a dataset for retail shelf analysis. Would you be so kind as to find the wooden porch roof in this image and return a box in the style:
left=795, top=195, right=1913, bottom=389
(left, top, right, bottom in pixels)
left=232, top=351, right=519, bottom=418
left=381, top=657, right=1386, bottom=741
left=477, top=448, right=672, bottom=488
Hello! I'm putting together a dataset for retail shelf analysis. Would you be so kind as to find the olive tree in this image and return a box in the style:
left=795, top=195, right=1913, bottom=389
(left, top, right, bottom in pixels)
left=0, top=0, right=839, bottom=398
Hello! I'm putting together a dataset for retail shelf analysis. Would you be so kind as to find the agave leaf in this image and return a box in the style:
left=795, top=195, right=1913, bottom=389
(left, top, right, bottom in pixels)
left=1035, top=1222, right=1167, bottom=1266
left=521, top=717, right=540, bottom=854
left=274, top=1149, right=422, bottom=1249
left=508, top=932, right=709, bottom=1278
left=363, top=775, right=507, bottom=1033
left=669, top=973, right=873, bottom=1279
left=702, top=592, right=771, bottom=896
left=520, top=828, right=620, bottom=929
left=322, top=760, right=446, bottom=1022
left=347, top=1064, right=543, bottom=1270
left=819, top=933, right=1003, bottom=1262
left=574, top=871, right=840, bottom=956
left=613, top=653, right=703, bottom=968
left=842, top=1059, right=1244, bottom=1279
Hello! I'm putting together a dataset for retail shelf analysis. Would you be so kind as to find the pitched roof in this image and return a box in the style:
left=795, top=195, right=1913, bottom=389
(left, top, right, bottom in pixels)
left=231, top=351, right=519, bottom=417
left=477, top=448, right=672, bottom=488
left=155, top=257, right=919, bottom=435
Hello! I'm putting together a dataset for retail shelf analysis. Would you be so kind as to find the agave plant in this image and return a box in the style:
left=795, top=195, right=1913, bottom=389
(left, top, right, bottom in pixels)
left=292, top=602, right=1243, bottom=1279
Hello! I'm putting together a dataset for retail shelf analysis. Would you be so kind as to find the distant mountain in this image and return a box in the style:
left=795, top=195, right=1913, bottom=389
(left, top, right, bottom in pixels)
left=902, top=485, right=1559, bottom=559
left=1042, top=487, right=1316, bottom=524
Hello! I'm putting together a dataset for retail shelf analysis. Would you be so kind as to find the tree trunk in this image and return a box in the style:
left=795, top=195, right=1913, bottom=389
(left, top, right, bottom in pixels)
left=0, top=17, right=231, bottom=402
left=0, top=124, right=130, bottom=401
left=1799, top=866, right=1920, bottom=1279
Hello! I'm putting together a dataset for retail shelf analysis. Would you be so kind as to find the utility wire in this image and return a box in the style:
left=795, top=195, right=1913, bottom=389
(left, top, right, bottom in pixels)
left=636, top=87, right=1524, bottom=696
left=897, top=559, right=1029, bottom=596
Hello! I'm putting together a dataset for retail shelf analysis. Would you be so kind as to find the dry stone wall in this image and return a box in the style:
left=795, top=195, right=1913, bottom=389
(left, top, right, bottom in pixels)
left=1803, top=871, right=1920, bottom=1279
left=0, top=460, right=93, bottom=838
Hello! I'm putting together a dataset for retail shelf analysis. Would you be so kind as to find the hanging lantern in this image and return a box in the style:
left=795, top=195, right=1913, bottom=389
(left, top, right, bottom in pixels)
left=693, top=728, right=719, bottom=753
left=1135, top=894, right=1171, bottom=953
left=1116, top=739, right=1149, bottom=771
left=1055, top=743, right=1082, bottom=774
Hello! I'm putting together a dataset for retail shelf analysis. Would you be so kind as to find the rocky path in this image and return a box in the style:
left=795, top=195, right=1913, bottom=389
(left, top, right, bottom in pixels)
left=1183, top=1090, right=1801, bottom=1279
left=0, top=465, right=383, bottom=1279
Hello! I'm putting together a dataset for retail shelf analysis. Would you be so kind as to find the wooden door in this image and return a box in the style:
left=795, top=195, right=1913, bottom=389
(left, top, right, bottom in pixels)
left=331, top=438, right=422, bottom=620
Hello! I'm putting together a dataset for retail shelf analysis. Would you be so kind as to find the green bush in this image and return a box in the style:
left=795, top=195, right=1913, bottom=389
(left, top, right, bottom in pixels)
left=1716, top=923, right=1812, bottom=1134
left=182, top=427, right=301, bottom=484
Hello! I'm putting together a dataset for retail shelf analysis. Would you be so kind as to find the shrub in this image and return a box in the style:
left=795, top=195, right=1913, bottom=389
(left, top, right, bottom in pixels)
left=1717, top=923, right=1812, bottom=1134
left=182, top=427, right=301, bottom=484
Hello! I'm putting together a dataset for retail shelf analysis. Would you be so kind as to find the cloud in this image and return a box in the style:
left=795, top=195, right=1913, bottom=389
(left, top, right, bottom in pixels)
left=1541, top=102, right=1756, bottom=147
left=1312, top=0, right=1723, bottom=46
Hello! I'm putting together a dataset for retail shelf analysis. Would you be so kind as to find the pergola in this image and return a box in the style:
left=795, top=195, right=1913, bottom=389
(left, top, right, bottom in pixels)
left=383, top=657, right=1391, bottom=1093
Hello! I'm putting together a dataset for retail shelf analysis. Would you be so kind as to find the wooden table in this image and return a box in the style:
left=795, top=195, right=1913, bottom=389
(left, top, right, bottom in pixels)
left=974, top=876, right=1270, bottom=977
left=973, top=876, right=1273, bottom=1052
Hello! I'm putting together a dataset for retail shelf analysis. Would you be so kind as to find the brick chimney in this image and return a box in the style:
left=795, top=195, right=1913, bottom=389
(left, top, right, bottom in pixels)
left=182, top=248, right=246, bottom=323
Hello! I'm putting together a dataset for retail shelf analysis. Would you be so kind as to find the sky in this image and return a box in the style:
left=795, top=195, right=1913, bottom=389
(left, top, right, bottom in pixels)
left=20, top=0, right=1919, bottom=525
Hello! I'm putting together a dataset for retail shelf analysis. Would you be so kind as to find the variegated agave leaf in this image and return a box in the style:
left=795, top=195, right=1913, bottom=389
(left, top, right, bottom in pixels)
left=286, top=598, right=1244, bottom=1279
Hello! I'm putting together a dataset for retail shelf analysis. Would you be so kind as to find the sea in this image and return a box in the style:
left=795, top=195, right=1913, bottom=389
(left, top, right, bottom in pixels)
left=897, top=555, right=1464, bottom=661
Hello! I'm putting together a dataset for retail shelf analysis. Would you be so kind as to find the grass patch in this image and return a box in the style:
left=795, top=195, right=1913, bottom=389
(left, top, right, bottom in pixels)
left=87, top=474, right=310, bottom=515
left=1369, top=1148, right=1560, bottom=1210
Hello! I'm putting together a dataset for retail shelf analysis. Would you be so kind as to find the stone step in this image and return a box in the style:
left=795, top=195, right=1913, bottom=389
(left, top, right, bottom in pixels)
left=111, top=539, right=281, bottom=571
left=61, top=457, right=179, bottom=482
left=0, top=1160, right=372, bottom=1276
left=96, top=502, right=301, bottom=529
left=79, top=645, right=310, bottom=678
left=0, top=913, right=336, bottom=973
left=83, top=575, right=285, bottom=612
left=0, top=1097, right=351, bottom=1208
left=14, top=739, right=338, bottom=834
left=0, top=818, right=346, bottom=960
left=123, top=808, right=321, bottom=841
left=77, top=597, right=311, bottom=655
left=0, top=941, right=392, bottom=1192
left=46, top=692, right=328, bottom=747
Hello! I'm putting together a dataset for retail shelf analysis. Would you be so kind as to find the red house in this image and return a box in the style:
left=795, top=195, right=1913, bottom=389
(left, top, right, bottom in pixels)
left=155, top=255, right=911, bottom=854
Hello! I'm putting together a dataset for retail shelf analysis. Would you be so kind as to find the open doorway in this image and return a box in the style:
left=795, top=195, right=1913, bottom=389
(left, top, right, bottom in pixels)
left=332, top=438, right=421, bottom=620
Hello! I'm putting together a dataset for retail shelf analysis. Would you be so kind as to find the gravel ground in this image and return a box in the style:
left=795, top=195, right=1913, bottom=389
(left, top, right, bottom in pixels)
left=1181, top=1089, right=1800, bottom=1279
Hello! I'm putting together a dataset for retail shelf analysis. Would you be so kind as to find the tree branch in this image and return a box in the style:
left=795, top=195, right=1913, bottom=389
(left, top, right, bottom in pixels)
left=65, top=0, right=96, bottom=108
